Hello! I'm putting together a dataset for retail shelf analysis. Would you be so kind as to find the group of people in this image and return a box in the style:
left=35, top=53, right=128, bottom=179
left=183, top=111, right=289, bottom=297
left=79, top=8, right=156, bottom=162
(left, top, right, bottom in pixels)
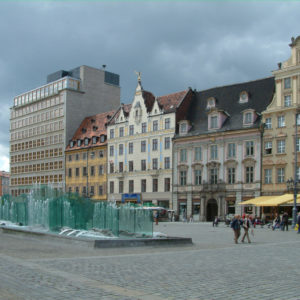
left=231, top=214, right=253, bottom=244
left=272, top=212, right=289, bottom=231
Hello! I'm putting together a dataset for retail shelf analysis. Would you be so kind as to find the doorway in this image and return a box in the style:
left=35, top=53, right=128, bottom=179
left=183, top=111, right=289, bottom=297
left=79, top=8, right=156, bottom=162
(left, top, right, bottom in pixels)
left=206, top=199, right=218, bottom=221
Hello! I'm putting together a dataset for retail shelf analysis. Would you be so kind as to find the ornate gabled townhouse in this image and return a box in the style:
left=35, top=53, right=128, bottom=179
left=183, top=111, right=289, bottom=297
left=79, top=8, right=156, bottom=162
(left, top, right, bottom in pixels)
left=106, top=76, right=193, bottom=208
left=261, top=36, right=300, bottom=205
left=172, top=78, right=275, bottom=221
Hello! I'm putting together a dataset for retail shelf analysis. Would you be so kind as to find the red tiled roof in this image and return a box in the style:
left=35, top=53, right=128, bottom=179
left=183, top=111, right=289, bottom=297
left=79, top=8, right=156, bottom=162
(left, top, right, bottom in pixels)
left=66, top=110, right=116, bottom=151
left=157, top=90, right=189, bottom=112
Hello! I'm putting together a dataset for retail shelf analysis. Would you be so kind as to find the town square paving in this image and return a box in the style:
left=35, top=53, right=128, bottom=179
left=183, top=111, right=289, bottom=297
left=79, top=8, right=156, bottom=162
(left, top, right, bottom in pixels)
left=0, top=222, right=300, bottom=300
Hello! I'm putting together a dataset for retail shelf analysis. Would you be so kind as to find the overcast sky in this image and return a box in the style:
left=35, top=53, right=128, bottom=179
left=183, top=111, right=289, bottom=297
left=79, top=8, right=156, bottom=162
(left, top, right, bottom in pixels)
left=0, top=1, right=299, bottom=172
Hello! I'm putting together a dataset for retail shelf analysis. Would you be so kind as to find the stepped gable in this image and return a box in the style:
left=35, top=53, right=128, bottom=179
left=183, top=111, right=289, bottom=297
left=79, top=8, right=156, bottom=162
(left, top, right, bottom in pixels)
left=184, top=77, right=275, bottom=136
left=66, top=110, right=116, bottom=150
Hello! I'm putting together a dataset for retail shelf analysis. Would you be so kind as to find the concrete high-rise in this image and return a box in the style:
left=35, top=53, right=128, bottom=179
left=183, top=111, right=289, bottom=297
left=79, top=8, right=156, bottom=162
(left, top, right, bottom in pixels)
left=10, top=65, right=120, bottom=195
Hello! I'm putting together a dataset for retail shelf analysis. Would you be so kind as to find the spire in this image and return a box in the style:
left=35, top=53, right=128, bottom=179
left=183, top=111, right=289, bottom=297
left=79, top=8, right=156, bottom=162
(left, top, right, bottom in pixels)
left=134, top=71, right=143, bottom=95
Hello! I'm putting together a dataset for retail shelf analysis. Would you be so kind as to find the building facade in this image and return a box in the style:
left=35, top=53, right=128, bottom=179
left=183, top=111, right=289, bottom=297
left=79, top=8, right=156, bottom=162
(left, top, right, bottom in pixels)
left=0, top=171, right=10, bottom=196
left=10, top=65, right=120, bottom=195
left=261, top=36, right=300, bottom=196
left=65, top=111, right=114, bottom=201
left=173, top=78, right=275, bottom=221
left=107, top=77, right=193, bottom=207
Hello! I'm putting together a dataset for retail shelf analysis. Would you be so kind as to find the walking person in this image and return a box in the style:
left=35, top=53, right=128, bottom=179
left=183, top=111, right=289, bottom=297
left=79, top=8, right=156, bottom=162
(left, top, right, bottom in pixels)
left=241, top=214, right=252, bottom=243
left=231, top=215, right=241, bottom=244
left=282, top=212, right=289, bottom=231
left=297, top=212, right=300, bottom=234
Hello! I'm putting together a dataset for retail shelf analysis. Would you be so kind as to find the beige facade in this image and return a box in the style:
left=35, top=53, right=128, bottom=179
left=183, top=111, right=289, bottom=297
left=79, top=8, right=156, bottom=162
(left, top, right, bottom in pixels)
left=262, top=36, right=300, bottom=195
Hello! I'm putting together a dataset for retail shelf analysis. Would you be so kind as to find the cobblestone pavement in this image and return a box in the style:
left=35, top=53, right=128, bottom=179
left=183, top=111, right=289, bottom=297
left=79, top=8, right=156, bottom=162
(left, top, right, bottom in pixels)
left=1, top=222, right=300, bottom=299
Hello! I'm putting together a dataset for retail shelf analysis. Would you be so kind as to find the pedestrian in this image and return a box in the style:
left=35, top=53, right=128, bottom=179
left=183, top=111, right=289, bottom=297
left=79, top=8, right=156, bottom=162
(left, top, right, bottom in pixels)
left=154, top=211, right=159, bottom=225
left=213, top=216, right=219, bottom=227
left=189, top=214, right=194, bottom=223
left=241, top=214, right=252, bottom=243
left=231, top=215, right=241, bottom=244
left=272, top=213, right=281, bottom=230
left=297, top=212, right=300, bottom=234
left=282, top=212, right=289, bottom=231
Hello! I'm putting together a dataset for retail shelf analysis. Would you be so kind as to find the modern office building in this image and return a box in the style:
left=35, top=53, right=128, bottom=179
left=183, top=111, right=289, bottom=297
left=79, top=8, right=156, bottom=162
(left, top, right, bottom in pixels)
left=173, top=77, right=275, bottom=221
left=106, top=75, right=193, bottom=207
left=65, top=110, right=115, bottom=201
left=261, top=36, right=300, bottom=196
left=10, top=65, right=120, bottom=195
left=0, top=171, right=10, bottom=196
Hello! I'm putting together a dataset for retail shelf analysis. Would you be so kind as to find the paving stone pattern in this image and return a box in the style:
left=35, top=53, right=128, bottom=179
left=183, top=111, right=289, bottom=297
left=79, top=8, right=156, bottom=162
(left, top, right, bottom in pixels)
left=1, top=222, right=300, bottom=299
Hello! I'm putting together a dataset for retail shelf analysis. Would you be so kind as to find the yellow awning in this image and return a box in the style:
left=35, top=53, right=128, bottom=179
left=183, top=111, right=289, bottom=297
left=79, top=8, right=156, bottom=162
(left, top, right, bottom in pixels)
left=256, top=194, right=300, bottom=207
left=239, top=196, right=274, bottom=205
left=285, top=197, right=300, bottom=205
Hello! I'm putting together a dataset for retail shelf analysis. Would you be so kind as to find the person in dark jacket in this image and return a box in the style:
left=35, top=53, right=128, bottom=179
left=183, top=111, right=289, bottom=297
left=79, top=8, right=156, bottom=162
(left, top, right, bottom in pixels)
left=282, top=212, right=289, bottom=231
left=297, top=212, right=300, bottom=234
left=231, top=215, right=241, bottom=244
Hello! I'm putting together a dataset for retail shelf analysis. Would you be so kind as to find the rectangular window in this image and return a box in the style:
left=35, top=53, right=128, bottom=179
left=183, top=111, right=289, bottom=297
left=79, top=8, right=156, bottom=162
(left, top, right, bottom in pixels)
left=164, top=157, right=170, bottom=169
left=129, top=125, right=134, bottom=136
left=129, top=161, right=134, bottom=172
left=129, top=180, right=134, bottom=193
left=141, top=179, right=146, bottom=193
left=119, top=162, right=123, bottom=172
left=180, top=171, right=187, bottom=186
left=153, top=120, right=158, bottom=131
left=277, top=140, right=285, bottom=154
left=152, top=158, right=158, bottom=170
left=245, top=166, right=254, bottom=183
left=99, top=185, right=103, bottom=195
left=284, top=95, right=291, bottom=107
left=153, top=178, right=158, bottom=192
left=210, top=168, right=218, bottom=184
left=210, top=145, right=218, bottom=160
left=278, top=116, right=285, bottom=128
left=194, top=147, right=202, bottom=161
left=109, top=145, right=114, bottom=156
left=165, top=118, right=170, bottom=129
left=110, top=162, right=114, bottom=173
left=277, top=168, right=285, bottom=183
left=83, top=167, right=87, bottom=176
left=119, top=180, right=123, bottom=193
left=90, top=186, right=94, bottom=196
left=264, top=141, right=272, bottom=155
left=284, top=77, right=291, bottom=89
left=110, top=181, right=114, bottom=193
left=99, top=150, right=104, bottom=158
left=68, top=154, right=72, bottom=161
left=228, top=143, right=236, bottom=158
left=110, top=129, right=114, bottom=139
left=68, top=168, right=72, bottom=177
left=76, top=168, right=79, bottom=176
left=152, top=139, right=158, bottom=151
left=246, top=141, right=254, bottom=156
left=141, top=141, right=146, bottom=152
left=141, top=159, right=146, bottom=171
left=210, top=115, right=218, bottom=129
left=244, top=112, right=252, bottom=124
left=180, top=149, right=187, bottom=162
left=265, top=117, right=272, bottom=129
left=142, top=122, right=147, bottom=133
left=264, top=169, right=272, bottom=184
left=119, top=144, right=124, bottom=155
left=128, top=142, right=134, bottom=154
left=164, top=137, right=170, bottom=149
left=76, top=153, right=79, bottom=160
left=195, top=169, right=202, bottom=185
left=98, top=165, right=103, bottom=175
left=90, top=166, right=95, bottom=176
left=119, top=127, right=124, bottom=137
left=180, top=123, right=187, bottom=134
left=228, top=168, right=235, bottom=184
left=82, top=186, right=87, bottom=196
left=164, top=178, right=170, bottom=192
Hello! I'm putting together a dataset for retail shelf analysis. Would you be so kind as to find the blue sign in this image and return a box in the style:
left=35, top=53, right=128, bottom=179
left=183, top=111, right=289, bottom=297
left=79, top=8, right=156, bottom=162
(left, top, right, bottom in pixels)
left=121, top=193, right=141, bottom=203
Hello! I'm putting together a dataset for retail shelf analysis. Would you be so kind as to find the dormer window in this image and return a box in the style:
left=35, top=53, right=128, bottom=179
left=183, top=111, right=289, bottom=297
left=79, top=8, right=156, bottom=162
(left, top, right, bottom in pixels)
left=81, top=128, right=87, bottom=133
left=244, top=112, right=253, bottom=124
left=239, top=91, right=249, bottom=103
left=100, top=135, right=105, bottom=143
left=92, top=136, right=97, bottom=144
left=77, top=140, right=81, bottom=147
left=93, top=126, right=98, bottom=131
left=84, top=138, right=89, bottom=146
left=210, top=115, right=218, bottom=129
left=70, top=141, right=74, bottom=148
left=206, top=97, right=216, bottom=109
left=180, top=122, right=188, bottom=135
